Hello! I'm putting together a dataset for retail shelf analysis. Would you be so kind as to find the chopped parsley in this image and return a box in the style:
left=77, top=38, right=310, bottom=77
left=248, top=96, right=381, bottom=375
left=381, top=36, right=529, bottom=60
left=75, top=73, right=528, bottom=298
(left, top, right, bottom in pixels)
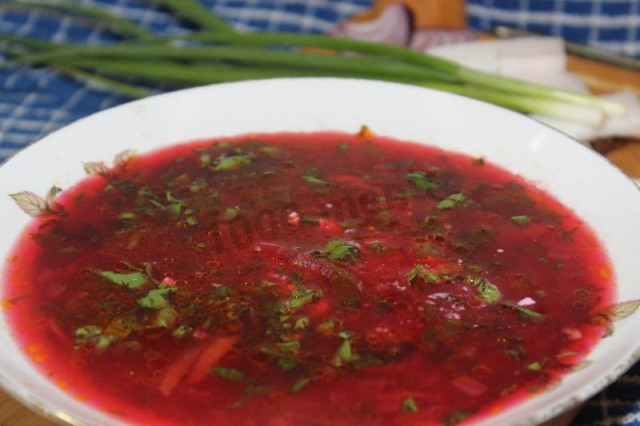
left=405, top=172, right=437, bottom=190
left=322, top=240, right=360, bottom=260
left=407, top=265, right=441, bottom=285
left=504, top=303, right=544, bottom=318
left=137, top=288, right=176, bottom=309
left=75, top=325, right=112, bottom=351
left=302, top=174, right=330, bottom=186
left=526, top=359, right=547, bottom=371
left=438, top=193, right=467, bottom=210
left=212, top=367, right=249, bottom=382
left=219, top=206, right=241, bottom=221
left=401, top=397, right=419, bottom=413
left=95, top=270, right=148, bottom=289
left=332, top=338, right=356, bottom=367
left=214, top=154, right=252, bottom=171
left=291, top=378, right=311, bottom=393
left=464, top=276, right=501, bottom=303
left=511, top=215, right=532, bottom=225
left=442, top=409, right=475, bottom=426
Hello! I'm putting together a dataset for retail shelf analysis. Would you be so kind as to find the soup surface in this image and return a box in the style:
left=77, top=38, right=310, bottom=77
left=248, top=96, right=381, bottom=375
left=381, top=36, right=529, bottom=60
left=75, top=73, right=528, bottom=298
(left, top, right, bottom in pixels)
left=3, top=131, right=613, bottom=425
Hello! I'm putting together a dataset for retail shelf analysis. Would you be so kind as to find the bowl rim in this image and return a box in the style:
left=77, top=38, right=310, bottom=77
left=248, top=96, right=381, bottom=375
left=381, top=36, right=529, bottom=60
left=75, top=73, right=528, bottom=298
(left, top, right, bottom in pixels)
left=0, top=77, right=639, bottom=426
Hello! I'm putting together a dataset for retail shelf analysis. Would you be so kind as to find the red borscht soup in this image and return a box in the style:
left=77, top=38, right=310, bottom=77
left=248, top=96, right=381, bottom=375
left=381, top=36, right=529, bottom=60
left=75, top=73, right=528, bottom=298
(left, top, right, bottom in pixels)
left=3, top=131, right=613, bottom=425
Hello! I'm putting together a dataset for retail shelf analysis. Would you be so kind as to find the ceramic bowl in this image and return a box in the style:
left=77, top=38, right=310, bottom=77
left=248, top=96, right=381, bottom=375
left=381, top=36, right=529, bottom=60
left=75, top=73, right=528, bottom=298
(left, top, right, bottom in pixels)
left=0, top=78, right=639, bottom=425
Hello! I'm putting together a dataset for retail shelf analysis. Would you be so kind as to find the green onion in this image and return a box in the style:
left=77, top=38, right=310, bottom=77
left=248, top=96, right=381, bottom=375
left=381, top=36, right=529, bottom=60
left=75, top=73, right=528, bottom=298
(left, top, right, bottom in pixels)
left=423, top=81, right=605, bottom=127
left=0, top=1, right=154, bottom=39
left=0, top=35, right=149, bottom=98
left=56, top=66, right=151, bottom=98
left=18, top=44, right=458, bottom=84
left=189, top=32, right=624, bottom=119
left=146, top=0, right=232, bottom=34
left=3, top=1, right=626, bottom=125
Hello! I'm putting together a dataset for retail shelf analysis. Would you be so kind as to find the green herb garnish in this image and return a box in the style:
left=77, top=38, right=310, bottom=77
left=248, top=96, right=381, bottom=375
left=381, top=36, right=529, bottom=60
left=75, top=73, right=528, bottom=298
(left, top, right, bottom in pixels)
left=214, top=154, right=251, bottom=171
left=405, top=172, right=437, bottom=190
left=278, top=358, right=297, bottom=371
left=464, top=276, right=501, bottom=303
left=96, top=270, right=148, bottom=289
left=302, top=174, right=330, bottom=186
left=172, top=325, right=192, bottom=339
left=438, top=193, right=466, bottom=210
left=332, top=334, right=357, bottom=367
left=526, top=359, right=546, bottom=371
left=401, top=397, right=419, bottom=413
left=155, top=307, right=178, bottom=327
left=408, top=265, right=441, bottom=285
left=337, top=142, right=350, bottom=152
left=504, top=303, right=544, bottom=318
left=219, top=206, right=241, bottom=221
left=511, top=215, right=531, bottom=225
left=137, top=288, right=176, bottom=309
left=442, top=409, right=475, bottom=425
left=291, top=378, right=311, bottom=393
left=75, top=325, right=112, bottom=351
left=212, top=367, right=249, bottom=382
left=322, top=239, right=359, bottom=260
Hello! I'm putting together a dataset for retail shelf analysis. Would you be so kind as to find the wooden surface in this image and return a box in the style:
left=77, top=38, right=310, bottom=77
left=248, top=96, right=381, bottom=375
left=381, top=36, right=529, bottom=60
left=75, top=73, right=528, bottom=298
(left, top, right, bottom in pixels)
left=1, top=1, right=639, bottom=425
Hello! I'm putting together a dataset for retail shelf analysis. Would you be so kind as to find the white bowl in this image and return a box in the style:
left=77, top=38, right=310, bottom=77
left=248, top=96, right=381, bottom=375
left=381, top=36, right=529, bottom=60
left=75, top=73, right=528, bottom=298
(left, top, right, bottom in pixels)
left=0, top=78, right=639, bottom=425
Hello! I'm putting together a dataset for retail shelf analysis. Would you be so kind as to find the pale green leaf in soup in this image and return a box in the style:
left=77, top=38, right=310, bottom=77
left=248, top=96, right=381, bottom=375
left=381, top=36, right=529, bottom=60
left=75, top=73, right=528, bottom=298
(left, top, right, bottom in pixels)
left=290, top=377, right=311, bottom=393
left=600, top=299, right=640, bottom=321
left=212, top=367, right=249, bottom=383
left=401, top=397, right=419, bottom=413
left=214, top=154, right=252, bottom=171
left=75, top=325, right=112, bottom=351
left=83, top=161, right=108, bottom=175
left=114, top=149, right=136, bottom=165
left=46, top=185, right=63, bottom=205
left=464, top=276, right=501, bottom=303
left=9, top=191, right=48, bottom=217
left=137, top=288, right=176, bottom=309
left=96, top=270, right=149, bottom=289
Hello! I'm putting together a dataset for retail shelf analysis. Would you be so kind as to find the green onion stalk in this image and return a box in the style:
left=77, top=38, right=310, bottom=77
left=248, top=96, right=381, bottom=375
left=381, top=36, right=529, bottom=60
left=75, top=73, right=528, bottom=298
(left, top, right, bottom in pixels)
left=0, top=0, right=626, bottom=126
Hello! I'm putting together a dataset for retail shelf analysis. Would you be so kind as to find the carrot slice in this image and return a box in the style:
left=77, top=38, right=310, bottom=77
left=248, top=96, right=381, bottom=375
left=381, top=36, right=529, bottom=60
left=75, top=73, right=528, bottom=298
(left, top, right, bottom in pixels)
left=186, top=335, right=239, bottom=385
left=158, top=346, right=201, bottom=397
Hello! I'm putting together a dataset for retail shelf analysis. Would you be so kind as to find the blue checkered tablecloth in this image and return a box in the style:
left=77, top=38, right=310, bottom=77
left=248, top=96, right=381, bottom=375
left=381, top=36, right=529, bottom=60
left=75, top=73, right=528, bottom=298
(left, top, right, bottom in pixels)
left=1, top=1, right=639, bottom=425
left=467, top=0, right=640, bottom=58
